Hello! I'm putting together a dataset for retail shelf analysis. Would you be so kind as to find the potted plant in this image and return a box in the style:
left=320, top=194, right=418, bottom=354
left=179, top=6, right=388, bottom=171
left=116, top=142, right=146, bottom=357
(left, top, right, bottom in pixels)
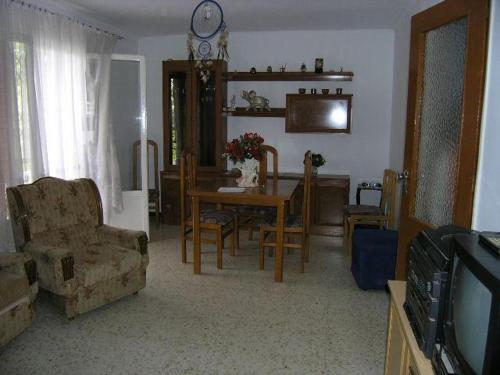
left=311, top=153, right=326, bottom=176
left=223, top=132, right=265, bottom=187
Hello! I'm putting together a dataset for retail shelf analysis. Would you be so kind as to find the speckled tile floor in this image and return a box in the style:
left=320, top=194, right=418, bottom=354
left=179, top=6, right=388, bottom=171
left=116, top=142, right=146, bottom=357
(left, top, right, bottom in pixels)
left=0, top=224, right=389, bottom=375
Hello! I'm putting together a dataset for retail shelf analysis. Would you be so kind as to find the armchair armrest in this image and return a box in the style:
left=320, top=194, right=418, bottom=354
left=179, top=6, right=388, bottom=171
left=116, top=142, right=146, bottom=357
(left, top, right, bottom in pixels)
left=22, top=241, right=75, bottom=294
left=96, top=224, right=148, bottom=256
left=0, top=253, right=37, bottom=285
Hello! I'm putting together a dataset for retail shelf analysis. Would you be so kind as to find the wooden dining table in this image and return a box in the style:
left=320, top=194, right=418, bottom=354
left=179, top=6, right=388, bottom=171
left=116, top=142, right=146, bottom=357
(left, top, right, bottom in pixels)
left=189, top=177, right=299, bottom=282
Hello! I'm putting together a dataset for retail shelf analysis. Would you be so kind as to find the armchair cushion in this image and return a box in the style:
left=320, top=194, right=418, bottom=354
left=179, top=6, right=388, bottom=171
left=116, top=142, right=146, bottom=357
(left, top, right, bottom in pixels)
left=33, top=224, right=99, bottom=249
left=74, top=244, right=141, bottom=287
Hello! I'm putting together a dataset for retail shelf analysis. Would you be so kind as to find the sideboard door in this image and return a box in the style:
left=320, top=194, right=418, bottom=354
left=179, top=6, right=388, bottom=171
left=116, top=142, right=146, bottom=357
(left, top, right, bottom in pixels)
left=312, top=178, right=349, bottom=236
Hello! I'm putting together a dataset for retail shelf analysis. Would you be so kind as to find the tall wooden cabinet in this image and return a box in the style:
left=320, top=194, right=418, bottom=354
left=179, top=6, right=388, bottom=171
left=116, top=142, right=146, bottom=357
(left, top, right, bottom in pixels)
left=161, top=60, right=227, bottom=220
left=162, top=60, right=227, bottom=173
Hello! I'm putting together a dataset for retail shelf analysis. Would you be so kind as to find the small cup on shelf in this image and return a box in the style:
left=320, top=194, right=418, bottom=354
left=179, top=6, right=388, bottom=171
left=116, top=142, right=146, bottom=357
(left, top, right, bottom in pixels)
left=310, top=88, right=317, bottom=94
left=322, top=89, right=330, bottom=95
left=335, top=88, right=343, bottom=95
left=298, top=88, right=306, bottom=94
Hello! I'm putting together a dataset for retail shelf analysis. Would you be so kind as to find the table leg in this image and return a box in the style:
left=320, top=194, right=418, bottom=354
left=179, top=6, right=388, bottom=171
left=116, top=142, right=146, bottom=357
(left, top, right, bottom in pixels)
left=274, top=201, right=285, bottom=282
left=193, top=196, right=201, bottom=274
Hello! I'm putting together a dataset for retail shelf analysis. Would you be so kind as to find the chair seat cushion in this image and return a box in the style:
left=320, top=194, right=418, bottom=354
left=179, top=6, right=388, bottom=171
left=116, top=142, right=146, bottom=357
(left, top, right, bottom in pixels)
left=263, top=214, right=303, bottom=228
left=74, top=243, right=142, bottom=287
left=232, top=205, right=277, bottom=216
left=0, top=271, right=30, bottom=309
left=344, top=204, right=382, bottom=216
left=187, top=209, right=234, bottom=226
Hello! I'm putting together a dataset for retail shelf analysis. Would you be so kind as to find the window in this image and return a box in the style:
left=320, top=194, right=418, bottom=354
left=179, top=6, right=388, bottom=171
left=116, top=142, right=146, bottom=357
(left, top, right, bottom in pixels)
left=13, top=41, right=33, bottom=183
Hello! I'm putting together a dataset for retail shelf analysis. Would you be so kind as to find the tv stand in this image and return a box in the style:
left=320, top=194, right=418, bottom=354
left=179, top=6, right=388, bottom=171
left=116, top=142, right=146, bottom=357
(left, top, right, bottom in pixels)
left=385, top=281, right=434, bottom=375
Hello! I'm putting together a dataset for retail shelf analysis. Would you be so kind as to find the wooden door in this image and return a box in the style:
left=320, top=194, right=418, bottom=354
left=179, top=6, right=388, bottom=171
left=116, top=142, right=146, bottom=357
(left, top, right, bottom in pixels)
left=395, top=0, right=489, bottom=279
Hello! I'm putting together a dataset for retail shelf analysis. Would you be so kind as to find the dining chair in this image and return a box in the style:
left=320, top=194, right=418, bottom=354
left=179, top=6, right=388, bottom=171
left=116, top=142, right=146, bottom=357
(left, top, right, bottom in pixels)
left=236, top=144, right=279, bottom=240
left=180, top=150, right=237, bottom=269
left=133, top=139, right=160, bottom=223
left=343, top=169, right=398, bottom=255
left=259, top=150, right=312, bottom=273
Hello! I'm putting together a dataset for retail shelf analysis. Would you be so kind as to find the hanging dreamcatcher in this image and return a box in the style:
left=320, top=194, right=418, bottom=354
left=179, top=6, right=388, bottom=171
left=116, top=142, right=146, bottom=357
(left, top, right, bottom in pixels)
left=186, top=0, right=229, bottom=83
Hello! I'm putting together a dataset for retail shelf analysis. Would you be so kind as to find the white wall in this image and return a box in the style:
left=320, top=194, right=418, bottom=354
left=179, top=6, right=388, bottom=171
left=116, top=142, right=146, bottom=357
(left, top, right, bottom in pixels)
left=473, top=0, right=500, bottom=231
left=139, top=29, right=395, bottom=204
left=115, top=38, right=139, bottom=54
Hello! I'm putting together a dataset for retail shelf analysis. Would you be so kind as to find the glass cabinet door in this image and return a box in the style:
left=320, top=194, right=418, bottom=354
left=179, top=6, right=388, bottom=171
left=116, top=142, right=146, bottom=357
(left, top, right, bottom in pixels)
left=168, top=71, right=189, bottom=166
left=197, top=73, right=217, bottom=167
left=163, top=60, right=226, bottom=172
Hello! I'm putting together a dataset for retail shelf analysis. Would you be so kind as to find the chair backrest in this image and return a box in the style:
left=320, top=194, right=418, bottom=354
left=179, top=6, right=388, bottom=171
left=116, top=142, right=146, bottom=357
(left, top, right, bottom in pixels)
left=302, top=151, right=313, bottom=233
left=179, top=150, right=197, bottom=223
left=258, top=144, right=278, bottom=185
left=6, top=177, right=102, bottom=249
left=132, top=139, right=159, bottom=191
left=380, top=169, right=398, bottom=229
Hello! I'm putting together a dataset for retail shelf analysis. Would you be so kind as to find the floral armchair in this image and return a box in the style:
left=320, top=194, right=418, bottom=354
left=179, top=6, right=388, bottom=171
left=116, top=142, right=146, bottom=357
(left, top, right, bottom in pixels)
left=6, top=177, right=149, bottom=319
left=0, top=252, right=38, bottom=347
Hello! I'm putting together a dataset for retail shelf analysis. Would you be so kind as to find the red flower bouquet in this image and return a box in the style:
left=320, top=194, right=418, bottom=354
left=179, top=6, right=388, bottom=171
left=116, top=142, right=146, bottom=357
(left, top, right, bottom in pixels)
left=222, top=132, right=265, bottom=163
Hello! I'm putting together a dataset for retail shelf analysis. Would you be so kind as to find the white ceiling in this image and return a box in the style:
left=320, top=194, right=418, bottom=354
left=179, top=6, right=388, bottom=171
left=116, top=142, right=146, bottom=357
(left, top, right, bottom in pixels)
left=51, top=0, right=412, bottom=38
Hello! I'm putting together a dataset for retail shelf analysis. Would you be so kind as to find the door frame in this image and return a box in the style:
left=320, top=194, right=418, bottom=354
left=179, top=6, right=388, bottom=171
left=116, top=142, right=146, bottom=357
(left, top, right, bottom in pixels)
left=395, top=0, right=490, bottom=279
left=110, top=54, right=149, bottom=236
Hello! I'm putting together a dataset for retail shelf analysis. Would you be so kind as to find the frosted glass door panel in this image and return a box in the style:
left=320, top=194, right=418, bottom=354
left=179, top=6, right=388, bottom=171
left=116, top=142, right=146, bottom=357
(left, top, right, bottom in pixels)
left=414, top=18, right=467, bottom=226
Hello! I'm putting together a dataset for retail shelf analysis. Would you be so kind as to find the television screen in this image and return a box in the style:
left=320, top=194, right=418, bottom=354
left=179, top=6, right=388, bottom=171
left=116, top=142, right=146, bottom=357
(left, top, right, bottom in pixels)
left=452, top=257, right=492, bottom=374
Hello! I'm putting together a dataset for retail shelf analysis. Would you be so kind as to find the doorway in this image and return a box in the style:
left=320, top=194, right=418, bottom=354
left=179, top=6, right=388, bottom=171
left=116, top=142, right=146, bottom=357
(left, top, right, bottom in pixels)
left=108, top=54, right=149, bottom=236
left=395, top=0, right=489, bottom=279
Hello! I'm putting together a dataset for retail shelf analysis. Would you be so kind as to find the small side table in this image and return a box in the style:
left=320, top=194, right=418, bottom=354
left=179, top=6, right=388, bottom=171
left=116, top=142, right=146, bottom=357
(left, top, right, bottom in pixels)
left=356, top=184, right=383, bottom=205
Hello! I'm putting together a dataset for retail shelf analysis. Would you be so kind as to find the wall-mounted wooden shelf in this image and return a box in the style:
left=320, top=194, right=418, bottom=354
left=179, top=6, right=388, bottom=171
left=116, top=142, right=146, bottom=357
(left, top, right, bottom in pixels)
left=222, top=107, right=285, bottom=117
left=223, top=71, right=354, bottom=82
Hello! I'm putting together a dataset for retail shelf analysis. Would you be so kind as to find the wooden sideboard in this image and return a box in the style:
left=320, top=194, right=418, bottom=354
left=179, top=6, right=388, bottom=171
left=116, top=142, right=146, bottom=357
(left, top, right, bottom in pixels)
left=385, top=281, right=434, bottom=375
left=160, top=171, right=349, bottom=236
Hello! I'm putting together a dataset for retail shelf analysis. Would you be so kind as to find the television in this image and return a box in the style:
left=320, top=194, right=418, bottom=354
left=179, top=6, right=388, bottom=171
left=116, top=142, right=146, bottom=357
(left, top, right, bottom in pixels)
left=433, top=233, right=500, bottom=374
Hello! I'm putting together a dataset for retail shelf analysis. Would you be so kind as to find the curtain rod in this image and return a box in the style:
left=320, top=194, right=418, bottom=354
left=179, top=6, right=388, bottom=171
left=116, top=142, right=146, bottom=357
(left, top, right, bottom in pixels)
left=10, top=0, right=124, bottom=40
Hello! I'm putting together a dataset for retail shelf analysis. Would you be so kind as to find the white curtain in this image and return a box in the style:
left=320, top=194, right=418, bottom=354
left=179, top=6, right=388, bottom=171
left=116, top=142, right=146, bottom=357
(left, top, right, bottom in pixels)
left=0, top=0, right=120, bottom=251
left=85, top=35, right=123, bottom=219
